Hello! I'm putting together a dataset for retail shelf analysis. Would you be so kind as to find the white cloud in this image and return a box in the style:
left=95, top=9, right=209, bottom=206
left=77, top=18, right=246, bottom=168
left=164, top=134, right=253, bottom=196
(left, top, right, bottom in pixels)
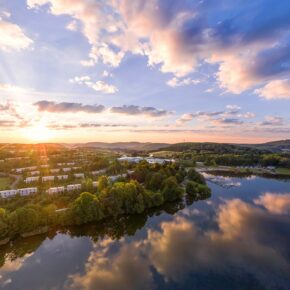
left=176, top=113, right=194, bottom=124
left=255, top=193, right=290, bottom=214
left=27, top=0, right=290, bottom=97
left=167, top=77, right=200, bottom=87
left=66, top=20, right=78, bottom=31
left=255, top=79, right=290, bottom=100
left=0, top=19, right=32, bottom=51
left=70, top=76, right=118, bottom=94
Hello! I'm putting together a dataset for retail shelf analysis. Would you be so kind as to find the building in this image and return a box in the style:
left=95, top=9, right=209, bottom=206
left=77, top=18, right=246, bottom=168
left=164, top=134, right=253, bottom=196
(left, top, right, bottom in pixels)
left=117, top=156, right=174, bottom=164
left=25, top=176, right=39, bottom=183
left=42, top=176, right=55, bottom=182
left=74, top=173, right=85, bottom=179
left=40, top=164, right=49, bottom=168
left=67, top=184, right=82, bottom=191
left=57, top=175, right=68, bottom=180
left=18, top=187, right=37, bottom=196
left=63, top=168, right=71, bottom=172
left=67, top=162, right=75, bottom=166
left=47, top=186, right=65, bottom=195
left=92, top=181, right=98, bottom=187
left=118, top=156, right=144, bottom=163
left=0, top=188, right=37, bottom=198
left=50, top=168, right=60, bottom=173
left=30, top=170, right=40, bottom=176
left=91, top=169, right=106, bottom=175
left=27, top=166, right=38, bottom=171
left=108, top=173, right=127, bottom=182
left=0, top=189, right=18, bottom=198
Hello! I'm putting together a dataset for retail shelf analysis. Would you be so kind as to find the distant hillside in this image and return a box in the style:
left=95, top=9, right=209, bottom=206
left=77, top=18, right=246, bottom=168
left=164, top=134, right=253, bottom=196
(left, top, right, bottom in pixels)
left=252, top=139, right=290, bottom=152
left=77, top=142, right=169, bottom=151
left=161, top=142, right=261, bottom=154
left=65, top=139, right=290, bottom=153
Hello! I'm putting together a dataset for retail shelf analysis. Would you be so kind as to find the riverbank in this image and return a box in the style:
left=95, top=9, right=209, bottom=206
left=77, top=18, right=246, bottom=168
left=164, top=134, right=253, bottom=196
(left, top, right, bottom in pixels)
left=197, top=165, right=290, bottom=179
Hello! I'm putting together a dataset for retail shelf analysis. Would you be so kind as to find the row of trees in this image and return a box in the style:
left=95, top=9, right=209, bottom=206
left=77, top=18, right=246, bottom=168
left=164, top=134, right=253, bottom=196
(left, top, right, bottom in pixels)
left=0, top=161, right=211, bottom=242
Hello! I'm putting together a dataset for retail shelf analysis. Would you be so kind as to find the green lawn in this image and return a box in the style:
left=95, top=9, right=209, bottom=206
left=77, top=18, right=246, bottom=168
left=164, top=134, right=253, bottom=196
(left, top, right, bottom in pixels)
left=0, top=177, right=12, bottom=190
left=275, top=168, right=290, bottom=176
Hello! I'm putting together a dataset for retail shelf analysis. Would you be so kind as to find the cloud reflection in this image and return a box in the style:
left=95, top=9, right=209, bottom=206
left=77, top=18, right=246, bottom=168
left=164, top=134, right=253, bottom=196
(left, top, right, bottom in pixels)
left=69, top=194, right=290, bottom=290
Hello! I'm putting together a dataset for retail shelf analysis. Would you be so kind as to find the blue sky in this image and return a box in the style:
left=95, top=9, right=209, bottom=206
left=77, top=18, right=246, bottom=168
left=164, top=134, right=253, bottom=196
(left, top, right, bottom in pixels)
left=0, top=0, right=290, bottom=143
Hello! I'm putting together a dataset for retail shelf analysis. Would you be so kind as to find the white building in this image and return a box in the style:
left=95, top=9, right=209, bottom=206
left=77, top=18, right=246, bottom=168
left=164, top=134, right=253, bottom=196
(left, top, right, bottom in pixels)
left=67, top=184, right=82, bottom=191
left=18, top=187, right=37, bottom=196
left=74, top=173, right=85, bottom=179
left=27, top=166, right=38, bottom=171
left=0, top=188, right=37, bottom=198
left=47, top=186, right=65, bottom=195
left=50, top=168, right=60, bottom=173
left=117, top=156, right=173, bottom=164
left=0, top=189, right=18, bottom=198
left=67, top=162, right=75, bottom=166
left=25, top=176, right=39, bottom=183
left=118, top=156, right=144, bottom=163
left=15, top=168, right=25, bottom=173
left=30, top=170, right=40, bottom=176
left=40, top=164, right=49, bottom=168
left=63, top=168, right=71, bottom=172
left=42, top=176, right=55, bottom=182
left=93, top=181, right=98, bottom=187
left=91, top=169, right=106, bottom=175
left=108, top=173, right=127, bottom=182
left=57, top=175, right=68, bottom=180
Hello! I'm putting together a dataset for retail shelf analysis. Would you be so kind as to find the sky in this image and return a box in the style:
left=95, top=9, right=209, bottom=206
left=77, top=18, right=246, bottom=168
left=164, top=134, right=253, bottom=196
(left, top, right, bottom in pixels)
left=0, top=0, right=290, bottom=144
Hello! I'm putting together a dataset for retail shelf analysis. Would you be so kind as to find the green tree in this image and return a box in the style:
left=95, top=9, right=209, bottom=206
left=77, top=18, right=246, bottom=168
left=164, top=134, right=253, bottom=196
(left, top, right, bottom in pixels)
left=98, top=175, right=109, bottom=192
left=162, top=176, right=183, bottom=202
left=71, top=192, right=104, bottom=224
left=186, top=181, right=198, bottom=196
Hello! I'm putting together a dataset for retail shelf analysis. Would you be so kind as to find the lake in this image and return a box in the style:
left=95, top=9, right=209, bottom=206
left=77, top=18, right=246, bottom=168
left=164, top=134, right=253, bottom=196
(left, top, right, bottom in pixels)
left=0, top=175, right=290, bottom=290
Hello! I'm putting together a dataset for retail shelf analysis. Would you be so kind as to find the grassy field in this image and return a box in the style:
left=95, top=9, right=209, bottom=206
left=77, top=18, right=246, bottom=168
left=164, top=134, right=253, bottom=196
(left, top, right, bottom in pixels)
left=275, top=168, right=290, bottom=175
left=0, top=177, right=12, bottom=190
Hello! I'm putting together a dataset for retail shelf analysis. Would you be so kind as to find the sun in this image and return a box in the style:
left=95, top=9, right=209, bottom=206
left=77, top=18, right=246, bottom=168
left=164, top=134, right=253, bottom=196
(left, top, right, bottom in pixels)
left=25, top=124, right=55, bottom=142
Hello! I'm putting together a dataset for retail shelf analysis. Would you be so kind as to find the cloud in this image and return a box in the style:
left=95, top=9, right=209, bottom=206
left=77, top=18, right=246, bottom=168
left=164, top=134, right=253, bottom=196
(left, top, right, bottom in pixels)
left=167, top=77, right=200, bottom=87
left=176, top=113, right=194, bottom=124
left=34, top=101, right=105, bottom=114
left=147, top=199, right=290, bottom=285
left=255, top=193, right=290, bottom=214
left=0, top=100, right=25, bottom=121
left=260, top=116, right=284, bottom=126
left=0, top=18, right=32, bottom=51
left=66, top=20, right=79, bottom=31
left=255, top=79, right=290, bottom=100
left=70, top=240, right=153, bottom=290
left=0, top=120, right=16, bottom=128
left=212, top=118, right=244, bottom=125
left=70, top=76, right=118, bottom=94
left=110, top=105, right=172, bottom=117
left=47, top=123, right=134, bottom=130
left=27, top=0, right=290, bottom=95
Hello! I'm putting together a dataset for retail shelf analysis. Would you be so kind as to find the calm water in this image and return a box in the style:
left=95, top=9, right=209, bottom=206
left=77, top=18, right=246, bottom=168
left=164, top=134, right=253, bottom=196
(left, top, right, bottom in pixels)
left=1, top=176, right=290, bottom=290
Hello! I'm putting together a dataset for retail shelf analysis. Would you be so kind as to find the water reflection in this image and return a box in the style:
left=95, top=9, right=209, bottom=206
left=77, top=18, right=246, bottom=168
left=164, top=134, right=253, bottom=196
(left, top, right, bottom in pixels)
left=1, top=178, right=290, bottom=290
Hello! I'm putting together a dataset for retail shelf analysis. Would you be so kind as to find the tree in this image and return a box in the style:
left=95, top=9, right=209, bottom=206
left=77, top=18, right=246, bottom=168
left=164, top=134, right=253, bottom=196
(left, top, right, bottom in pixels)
left=0, top=208, right=9, bottom=239
left=187, top=168, right=205, bottom=184
left=186, top=181, right=198, bottom=196
left=162, top=176, right=183, bottom=202
left=98, top=175, right=109, bottom=192
left=71, top=192, right=104, bottom=224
